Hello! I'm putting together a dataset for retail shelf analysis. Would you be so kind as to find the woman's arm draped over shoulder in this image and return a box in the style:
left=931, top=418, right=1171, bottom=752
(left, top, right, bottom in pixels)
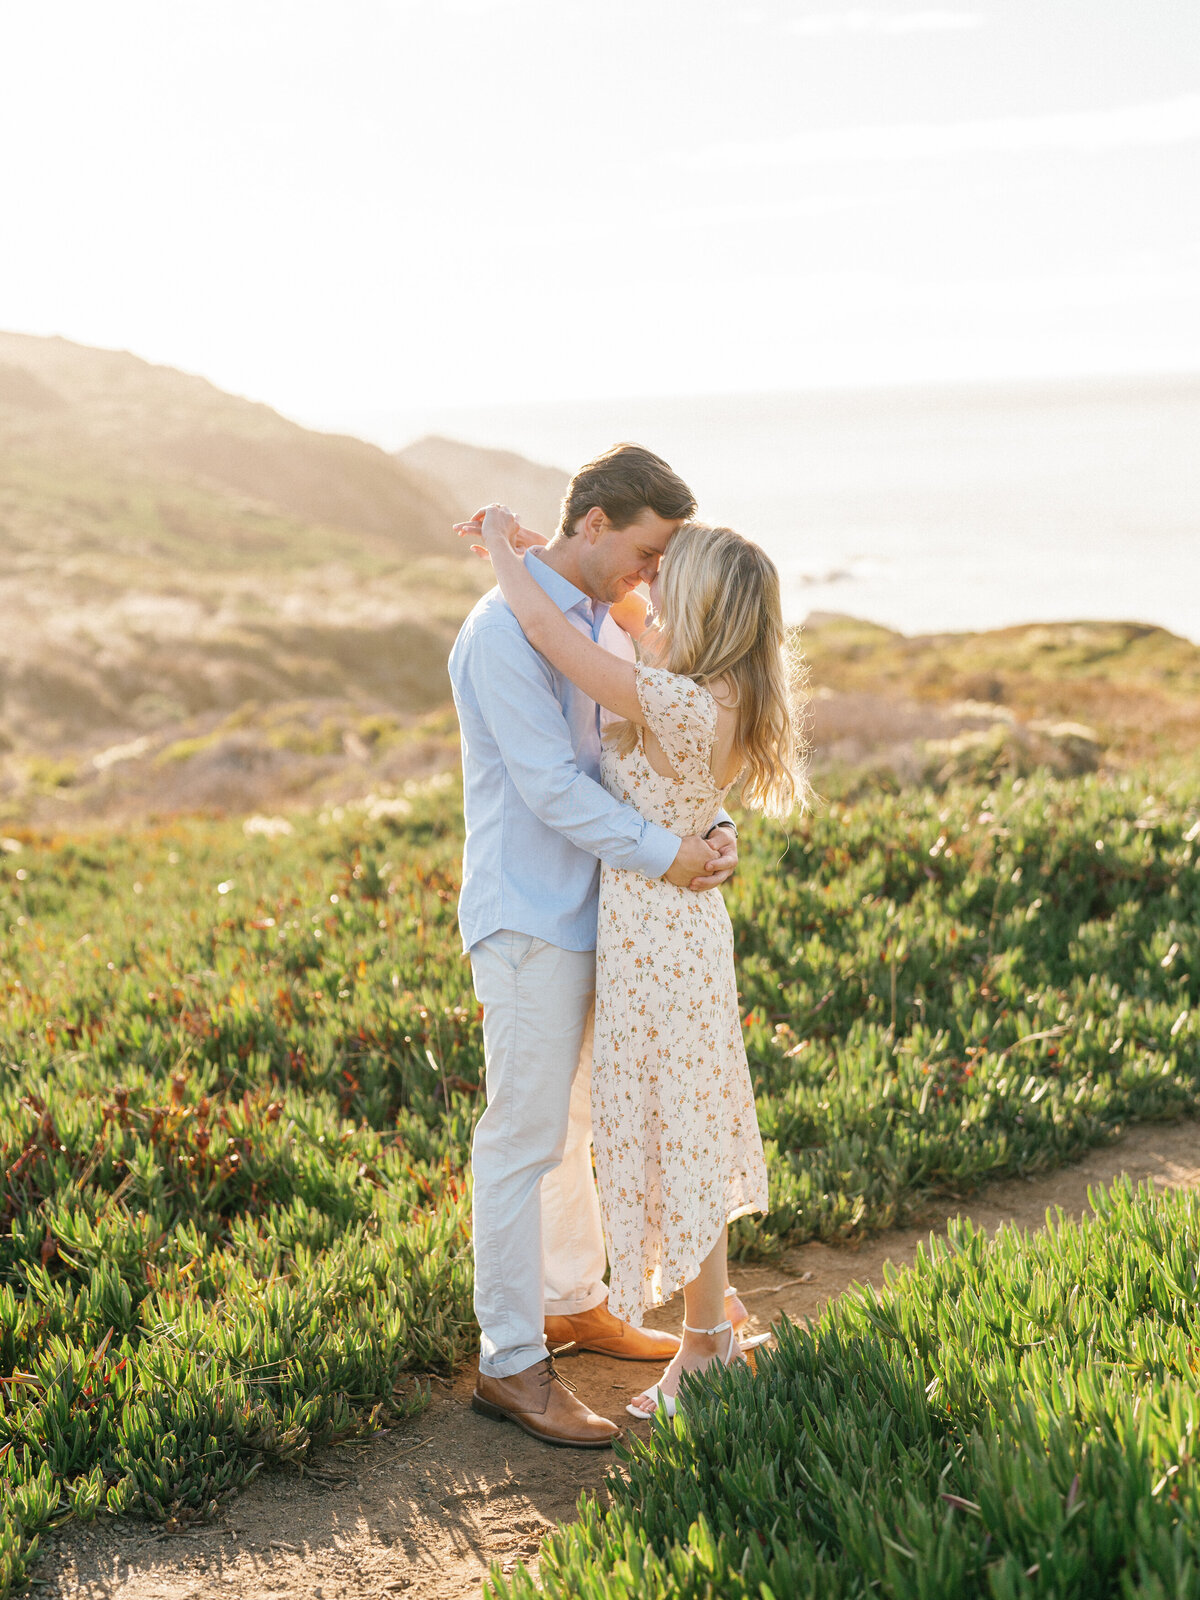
left=472, top=505, right=645, bottom=726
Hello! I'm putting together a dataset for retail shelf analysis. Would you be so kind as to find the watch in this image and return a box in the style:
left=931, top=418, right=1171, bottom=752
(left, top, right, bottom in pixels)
left=704, top=821, right=737, bottom=840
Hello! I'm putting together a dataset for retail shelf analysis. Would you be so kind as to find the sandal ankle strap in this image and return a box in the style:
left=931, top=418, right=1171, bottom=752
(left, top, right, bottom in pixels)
left=682, top=1318, right=734, bottom=1337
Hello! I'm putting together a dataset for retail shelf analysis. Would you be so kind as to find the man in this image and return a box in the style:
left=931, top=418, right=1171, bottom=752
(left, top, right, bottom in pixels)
left=449, top=444, right=739, bottom=1448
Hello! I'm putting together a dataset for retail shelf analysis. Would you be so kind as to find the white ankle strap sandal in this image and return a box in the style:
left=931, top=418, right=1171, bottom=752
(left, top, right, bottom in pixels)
left=626, top=1317, right=770, bottom=1421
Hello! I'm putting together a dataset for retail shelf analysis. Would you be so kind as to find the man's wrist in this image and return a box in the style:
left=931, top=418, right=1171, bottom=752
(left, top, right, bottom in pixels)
left=704, top=821, right=737, bottom=840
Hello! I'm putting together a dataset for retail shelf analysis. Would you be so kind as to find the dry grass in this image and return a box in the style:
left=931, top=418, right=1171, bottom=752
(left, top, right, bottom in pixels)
left=5, top=607, right=1194, bottom=828
left=801, top=614, right=1200, bottom=772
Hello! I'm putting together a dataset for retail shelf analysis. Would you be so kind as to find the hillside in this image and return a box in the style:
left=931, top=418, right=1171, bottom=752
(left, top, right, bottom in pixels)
left=2, top=334, right=1197, bottom=830
left=395, top=433, right=570, bottom=538
left=802, top=613, right=1200, bottom=775
left=0, top=332, right=457, bottom=560
left=0, top=334, right=492, bottom=815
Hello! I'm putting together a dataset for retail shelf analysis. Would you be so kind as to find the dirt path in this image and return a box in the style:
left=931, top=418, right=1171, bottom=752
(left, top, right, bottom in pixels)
left=41, top=1121, right=1200, bottom=1600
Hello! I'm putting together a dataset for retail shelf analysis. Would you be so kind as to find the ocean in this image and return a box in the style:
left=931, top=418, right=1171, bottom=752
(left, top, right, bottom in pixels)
left=392, top=376, right=1200, bottom=644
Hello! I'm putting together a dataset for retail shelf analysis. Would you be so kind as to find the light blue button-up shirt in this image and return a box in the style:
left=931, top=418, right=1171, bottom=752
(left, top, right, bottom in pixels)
left=449, top=552, right=682, bottom=953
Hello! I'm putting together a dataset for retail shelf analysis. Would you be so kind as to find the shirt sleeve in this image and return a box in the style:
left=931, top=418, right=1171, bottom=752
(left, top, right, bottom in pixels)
left=459, top=621, right=681, bottom=880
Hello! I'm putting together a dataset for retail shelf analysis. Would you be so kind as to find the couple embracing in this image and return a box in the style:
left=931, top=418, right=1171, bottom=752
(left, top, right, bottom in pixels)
left=449, top=444, right=805, bottom=1446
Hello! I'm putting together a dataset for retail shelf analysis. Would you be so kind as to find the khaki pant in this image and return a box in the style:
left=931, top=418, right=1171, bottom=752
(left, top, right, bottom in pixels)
left=469, top=931, right=608, bottom=1379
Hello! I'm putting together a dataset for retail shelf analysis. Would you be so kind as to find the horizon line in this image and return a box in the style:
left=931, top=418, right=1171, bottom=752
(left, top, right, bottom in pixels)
left=3, top=327, right=1199, bottom=447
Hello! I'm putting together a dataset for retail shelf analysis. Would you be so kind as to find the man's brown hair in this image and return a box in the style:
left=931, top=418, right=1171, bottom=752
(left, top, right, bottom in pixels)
left=557, top=443, right=697, bottom=539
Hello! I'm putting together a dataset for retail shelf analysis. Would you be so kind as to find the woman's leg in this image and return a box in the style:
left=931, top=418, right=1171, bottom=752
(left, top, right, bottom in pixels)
left=683, top=1227, right=727, bottom=1333
left=628, top=1226, right=743, bottom=1415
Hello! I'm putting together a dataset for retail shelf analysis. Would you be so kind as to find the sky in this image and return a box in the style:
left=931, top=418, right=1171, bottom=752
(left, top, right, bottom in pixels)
left=0, top=0, right=1197, bottom=440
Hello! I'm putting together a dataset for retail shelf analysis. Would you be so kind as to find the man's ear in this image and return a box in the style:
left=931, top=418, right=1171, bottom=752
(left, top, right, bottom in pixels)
left=579, top=506, right=608, bottom=545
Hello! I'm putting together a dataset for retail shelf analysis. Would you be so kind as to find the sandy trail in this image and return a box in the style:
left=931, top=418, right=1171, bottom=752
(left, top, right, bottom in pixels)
left=41, top=1120, right=1200, bottom=1600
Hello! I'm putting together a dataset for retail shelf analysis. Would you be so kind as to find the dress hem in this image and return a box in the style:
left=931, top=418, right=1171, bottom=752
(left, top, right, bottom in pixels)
left=610, top=1195, right=768, bottom=1328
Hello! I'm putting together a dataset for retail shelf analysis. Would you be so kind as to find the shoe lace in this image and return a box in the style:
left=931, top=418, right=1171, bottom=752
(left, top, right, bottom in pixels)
left=543, top=1357, right=578, bottom=1396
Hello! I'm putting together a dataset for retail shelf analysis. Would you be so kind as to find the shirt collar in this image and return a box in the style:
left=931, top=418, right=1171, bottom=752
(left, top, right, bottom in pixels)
left=526, top=549, right=608, bottom=623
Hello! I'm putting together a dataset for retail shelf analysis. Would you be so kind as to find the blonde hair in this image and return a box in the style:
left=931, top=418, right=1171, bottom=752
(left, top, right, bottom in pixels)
left=610, top=523, right=810, bottom=818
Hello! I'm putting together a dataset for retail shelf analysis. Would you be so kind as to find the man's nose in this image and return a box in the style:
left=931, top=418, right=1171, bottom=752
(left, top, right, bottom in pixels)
left=639, top=558, right=660, bottom=582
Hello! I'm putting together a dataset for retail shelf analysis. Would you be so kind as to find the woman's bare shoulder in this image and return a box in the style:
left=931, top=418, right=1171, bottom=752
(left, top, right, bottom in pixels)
left=704, top=676, right=740, bottom=712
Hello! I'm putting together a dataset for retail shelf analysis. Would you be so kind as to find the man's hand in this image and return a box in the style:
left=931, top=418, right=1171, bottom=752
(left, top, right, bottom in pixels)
left=664, top=834, right=724, bottom=889
left=689, top=824, right=738, bottom=891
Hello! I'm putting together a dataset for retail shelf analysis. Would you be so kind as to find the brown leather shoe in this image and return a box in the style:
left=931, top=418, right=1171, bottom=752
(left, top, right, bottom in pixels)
left=545, top=1299, right=682, bottom=1362
left=471, top=1357, right=620, bottom=1449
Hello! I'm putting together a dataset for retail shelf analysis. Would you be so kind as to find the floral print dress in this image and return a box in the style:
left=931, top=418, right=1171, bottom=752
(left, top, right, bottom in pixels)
left=594, top=663, right=769, bottom=1324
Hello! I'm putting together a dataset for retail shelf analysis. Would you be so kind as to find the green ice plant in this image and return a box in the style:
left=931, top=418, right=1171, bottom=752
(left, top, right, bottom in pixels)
left=490, top=1178, right=1200, bottom=1600
left=729, top=770, right=1198, bottom=1249
left=0, top=764, right=1195, bottom=1593
left=0, top=793, right=477, bottom=1591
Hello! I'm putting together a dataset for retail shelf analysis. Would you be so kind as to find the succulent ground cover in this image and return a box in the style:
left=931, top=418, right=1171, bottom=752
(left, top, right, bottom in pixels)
left=491, top=1177, right=1200, bottom=1600
left=0, top=766, right=1196, bottom=1595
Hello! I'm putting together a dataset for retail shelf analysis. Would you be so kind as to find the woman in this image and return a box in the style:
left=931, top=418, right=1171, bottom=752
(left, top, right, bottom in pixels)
left=473, top=504, right=806, bottom=1418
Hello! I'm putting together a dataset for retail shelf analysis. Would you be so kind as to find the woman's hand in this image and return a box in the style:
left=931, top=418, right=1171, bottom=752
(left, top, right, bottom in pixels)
left=454, top=506, right=548, bottom=560
left=455, top=500, right=647, bottom=725
left=480, top=503, right=520, bottom=551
